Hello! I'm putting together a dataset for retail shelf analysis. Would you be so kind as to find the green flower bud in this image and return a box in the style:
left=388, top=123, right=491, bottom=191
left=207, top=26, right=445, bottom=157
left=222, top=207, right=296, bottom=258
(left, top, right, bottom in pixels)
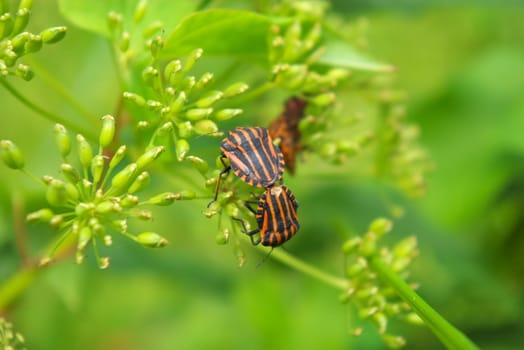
left=54, top=124, right=71, bottom=158
left=277, top=64, right=307, bottom=89
left=98, top=257, right=110, bottom=269
left=14, top=63, right=33, bottom=81
left=342, top=237, right=361, bottom=255
left=319, top=142, right=336, bottom=158
left=3, top=49, right=17, bottom=67
left=136, top=210, right=153, bottom=221
left=40, top=26, right=67, bottom=44
left=96, top=200, right=121, bottom=214
left=346, top=257, right=367, bottom=278
left=194, top=119, right=218, bottom=135
left=46, top=179, right=68, bottom=207
left=181, top=75, right=195, bottom=92
left=369, top=218, right=393, bottom=238
left=49, top=214, right=64, bottom=228
left=128, top=171, right=150, bottom=194
left=61, top=163, right=80, bottom=184
left=142, top=20, right=163, bottom=38
left=0, top=13, right=14, bottom=39
left=119, top=31, right=129, bottom=51
left=358, top=306, right=379, bottom=320
left=311, top=92, right=336, bottom=107
left=164, top=59, right=182, bottom=85
left=142, top=66, right=158, bottom=86
left=107, top=11, right=123, bottom=34
left=75, top=202, right=95, bottom=217
left=11, top=31, right=29, bottom=54
left=157, top=121, right=173, bottom=136
left=303, top=22, right=321, bottom=51
left=146, top=99, right=163, bottom=111
left=393, top=236, right=417, bottom=258
left=327, top=68, right=351, bottom=83
left=120, top=194, right=139, bottom=208
left=136, top=146, right=164, bottom=170
left=150, top=35, right=163, bottom=58
left=372, top=312, right=388, bottom=334
left=182, top=48, right=203, bottom=72
left=147, top=192, right=177, bottom=206
left=195, top=72, right=213, bottom=90
left=284, top=21, right=301, bottom=47
left=404, top=312, right=423, bottom=325
left=176, top=120, right=192, bottom=138
left=133, top=0, right=148, bottom=24
left=196, top=90, right=223, bottom=108
left=112, top=219, right=127, bottom=233
left=222, top=82, right=249, bottom=98
left=90, top=155, right=105, bottom=184
left=24, top=33, right=42, bottom=54
left=214, top=108, right=243, bottom=121
left=337, top=140, right=359, bottom=156
left=65, top=182, right=79, bottom=201
left=77, top=226, right=92, bottom=251
left=110, top=163, right=138, bottom=195
left=391, top=257, right=411, bottom=273
left=135, top=232, right=168, bottom=248
left=355, top=286, right=378, bottom=300
left=103, top=234, right=112, bottom=246
left=76, top=134, right=93, bottom=169
left=109, top=145, right=126, bottom=169
left=215, top=228, right=229, bottom=245
left=99, top=114, right=115, bottom=148
left=123, top=92, right=146, bottom=107
left=225, top=203, right=239, bottom=217
left=27, top=208, right=54, bottom=223
left=11, top=8, right=30, bottom=36
left=169, top=91, right=187, bottom=114
left=18, top=0, right=33, bottom=10
left=0, top=140, right=24, bottom=169
left=173, top=189, right=196, bottom=200
left=382, top=334, right=406, bottom=348
left=360, top=232, right=376, bottom=257
left=186, top=155, right=208, bottom=175
left=175, top=139, right=189, bottom=161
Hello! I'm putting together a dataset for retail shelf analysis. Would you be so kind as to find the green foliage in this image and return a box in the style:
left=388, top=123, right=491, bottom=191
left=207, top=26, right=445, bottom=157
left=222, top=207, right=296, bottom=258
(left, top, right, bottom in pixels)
left=4, top=0, right=519, bottom=349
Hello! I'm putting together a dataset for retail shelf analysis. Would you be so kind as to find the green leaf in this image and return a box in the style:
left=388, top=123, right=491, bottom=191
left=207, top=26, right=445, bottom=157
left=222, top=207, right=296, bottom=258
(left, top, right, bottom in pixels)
left=318, top=38, right=395, bottom=73
left=58, top=0, right=197, bottom=37
left=162, top=9, right=283, bottom=61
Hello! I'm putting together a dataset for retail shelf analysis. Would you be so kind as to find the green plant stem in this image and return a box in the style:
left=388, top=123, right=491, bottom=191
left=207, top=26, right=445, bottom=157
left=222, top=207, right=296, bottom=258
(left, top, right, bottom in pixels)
left=25, top=57, right=99, bottom=125
left=0, top=79, right=97, bottom=140
left=369, top=256, right=479, bottom=350
left=0, top=268, right=38, bottom=311
left=255, top=245, right=348, bottom=290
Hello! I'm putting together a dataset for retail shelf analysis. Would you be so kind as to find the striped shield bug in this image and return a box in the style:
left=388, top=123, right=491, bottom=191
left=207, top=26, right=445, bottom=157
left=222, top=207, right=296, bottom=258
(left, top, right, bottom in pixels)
left=268, top=97, right=307, bottom=175
left=211, top=127, right=285, bottom=203
left=235, top=185, right=300, bottom=247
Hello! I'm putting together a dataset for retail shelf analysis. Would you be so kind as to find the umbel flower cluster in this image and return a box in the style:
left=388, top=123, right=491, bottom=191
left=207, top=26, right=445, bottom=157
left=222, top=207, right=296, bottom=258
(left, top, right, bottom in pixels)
left=340, top=218, right=422, bottom=347
left=0, top=0, right=66, bottom=80
left=0, top=116, right=186, bottom=269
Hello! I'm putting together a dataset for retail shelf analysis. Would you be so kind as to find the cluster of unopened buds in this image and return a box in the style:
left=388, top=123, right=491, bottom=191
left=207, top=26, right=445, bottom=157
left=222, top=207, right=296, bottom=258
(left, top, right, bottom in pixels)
left=0, top=115, right=200, bottom=269
left=0, top=0, right=66, bottom=80
left=0, top=317, right=26, bottom=350
left=340, top=218, right=423, bottom=348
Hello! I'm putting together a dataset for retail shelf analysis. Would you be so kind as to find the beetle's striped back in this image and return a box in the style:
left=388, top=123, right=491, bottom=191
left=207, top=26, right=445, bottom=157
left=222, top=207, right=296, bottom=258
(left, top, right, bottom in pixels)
left=256, top=185, right=300, bottom=247
left=221, top=127, right=285, bottom=187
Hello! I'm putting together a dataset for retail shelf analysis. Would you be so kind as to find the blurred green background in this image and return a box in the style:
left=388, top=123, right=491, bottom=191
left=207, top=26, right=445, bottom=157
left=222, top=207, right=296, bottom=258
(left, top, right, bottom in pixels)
left=1, top=1, right=524, bottom=349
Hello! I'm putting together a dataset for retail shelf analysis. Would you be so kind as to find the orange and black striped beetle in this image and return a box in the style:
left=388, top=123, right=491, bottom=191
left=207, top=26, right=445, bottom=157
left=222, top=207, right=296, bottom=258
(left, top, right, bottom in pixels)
left=235, top=185, right=300, bottom=247
left=211, top=127, right=285, bottom=203
left=268, top=97, right=308, bottom=175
